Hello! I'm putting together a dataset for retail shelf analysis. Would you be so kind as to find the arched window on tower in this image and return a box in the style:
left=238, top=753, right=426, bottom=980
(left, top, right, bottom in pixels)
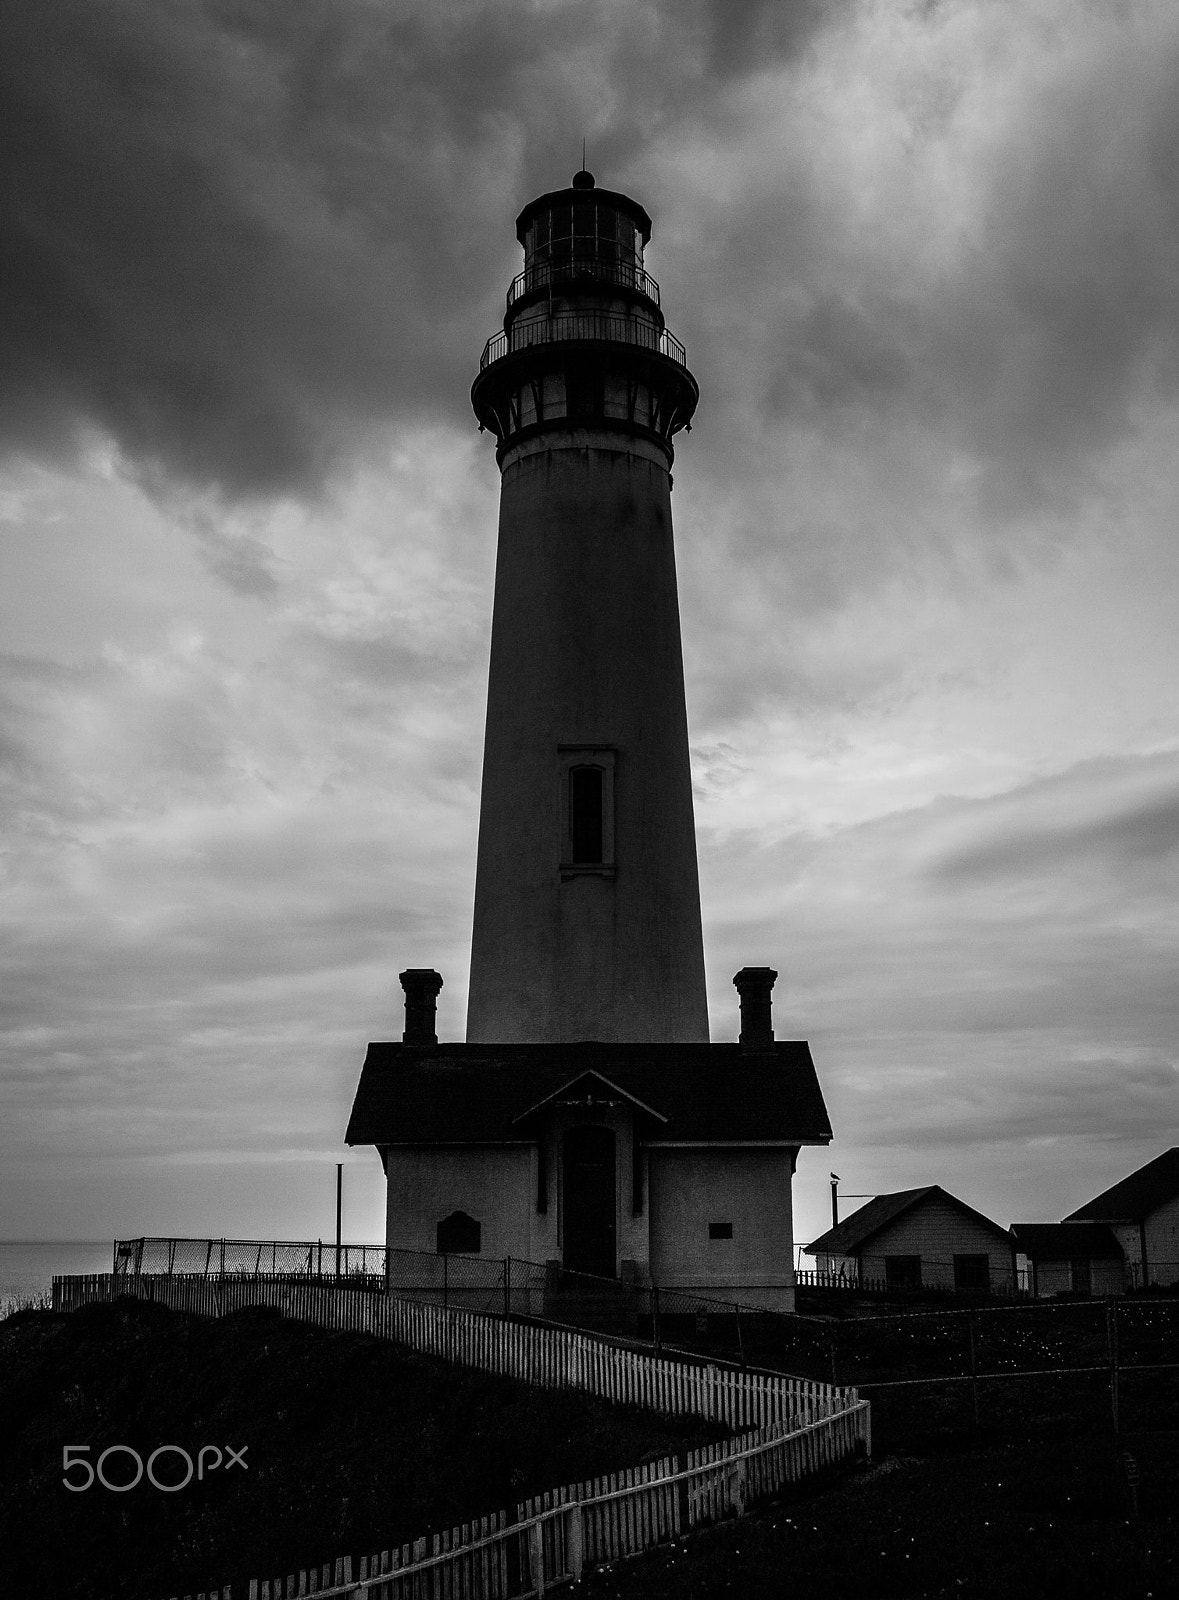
left=570, top=765, right=604, bottom=863
left=559, top=747, right=616, bottom=877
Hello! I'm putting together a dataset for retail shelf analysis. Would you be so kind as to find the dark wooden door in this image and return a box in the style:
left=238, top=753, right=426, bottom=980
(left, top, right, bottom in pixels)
left=562, top=1125, right=617, bottom=1278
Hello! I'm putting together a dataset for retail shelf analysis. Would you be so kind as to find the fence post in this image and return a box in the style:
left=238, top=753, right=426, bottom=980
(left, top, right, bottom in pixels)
left=565, top=1503, right=584, bottom=1579
left=675, top=1452, right=691, bottom=1534
left=968, top=1313, right=980, bottom=1428
left=1107, top=1300, right=1120, bottom=1435
left=504, top=1256, right=511, bottom=1319
left=734, top=1302, right=746, bottom=1369
left=652, top=1285, right=661, bottom=1353
left=443, top=1251, right=448, bottom=1312
left=528, top=1520, right=545, bottom=1595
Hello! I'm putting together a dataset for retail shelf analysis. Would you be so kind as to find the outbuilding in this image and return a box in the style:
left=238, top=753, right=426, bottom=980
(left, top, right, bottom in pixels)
left=805, top=1185, right=1016, bottom=1294
left=1009, top=1222, right=1125, bottom=1298
left=1063, top=1147, right=1179, bottom=1289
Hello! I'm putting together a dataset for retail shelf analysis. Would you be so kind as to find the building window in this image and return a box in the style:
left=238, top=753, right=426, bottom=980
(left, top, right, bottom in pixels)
left=953, top=1254, right=990, bottom=1292
left=559, top=747, right=615, bottom=875
left=570, top=766, right=604, bottom=861
left=1070, top=1257, right=1092, bottom=1296
left=884, top=1254, right=922, bottom=1290
left=708, top=1222, right=733, bottom=1241
left=436, top=1211, right=481, bottom=1254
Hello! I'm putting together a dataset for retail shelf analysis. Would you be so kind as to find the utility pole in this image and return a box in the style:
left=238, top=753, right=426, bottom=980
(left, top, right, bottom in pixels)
left=335, top=1162, right=342, bottom=1276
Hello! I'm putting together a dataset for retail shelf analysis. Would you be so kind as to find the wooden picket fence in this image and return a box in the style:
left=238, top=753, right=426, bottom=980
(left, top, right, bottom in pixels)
left=54, top=1273, right=850, bottom=1432
left=53, top=1272, right=870, bottom=1599
left=232, top=1408, right=869, bottom=1599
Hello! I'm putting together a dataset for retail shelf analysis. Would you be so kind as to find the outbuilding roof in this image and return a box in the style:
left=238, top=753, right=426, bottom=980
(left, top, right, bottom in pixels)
left=1009, top=1222, right=1124, bottom=1260
left=1063, top=1147, right=1179, bottom=1224
left=345, top=1041, right=832, bottom=1148
left=805, top=1185, right=1011, bottom=1257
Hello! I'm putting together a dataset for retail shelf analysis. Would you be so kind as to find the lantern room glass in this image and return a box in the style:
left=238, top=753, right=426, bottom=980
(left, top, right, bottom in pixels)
left=525, top=204, right=641, bottom=273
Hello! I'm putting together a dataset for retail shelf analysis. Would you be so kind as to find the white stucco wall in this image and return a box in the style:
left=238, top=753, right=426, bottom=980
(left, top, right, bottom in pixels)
left=384, top=1145, right=536, bottom=1261
left=648, top=1146, right=796, bottom=1309
left=383, top=1112, right=655, bottom=1283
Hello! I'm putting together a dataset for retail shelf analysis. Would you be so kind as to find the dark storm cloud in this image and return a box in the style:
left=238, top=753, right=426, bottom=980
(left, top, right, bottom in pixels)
left=0, top=0, right=838, bottom=503
left=4, top=0, right=1176, bottom=532
left=1, top=0, right=518, bottom=497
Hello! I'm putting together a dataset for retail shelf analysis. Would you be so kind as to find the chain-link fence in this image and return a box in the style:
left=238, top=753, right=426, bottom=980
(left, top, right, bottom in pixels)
left=110, top=1239, right=800, bottom=1332
left=110, top=1237, right=1179, bottom=1425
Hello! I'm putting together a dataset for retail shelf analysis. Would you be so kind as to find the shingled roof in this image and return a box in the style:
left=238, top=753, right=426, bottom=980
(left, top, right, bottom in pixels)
left=345, top=1040, right=832, bottom=1148
left=1064, top=1147, right=1179, bottom=1224
left=1010, top=1222, right=1124, bottom=1260
left=805, top=1184, right=1010, bottom=1257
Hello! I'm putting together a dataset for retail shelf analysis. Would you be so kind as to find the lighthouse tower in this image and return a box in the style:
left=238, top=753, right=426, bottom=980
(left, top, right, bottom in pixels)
left=348, top=173, right=832, bottom=1305
left=467, top=170, right=708, bottom=1044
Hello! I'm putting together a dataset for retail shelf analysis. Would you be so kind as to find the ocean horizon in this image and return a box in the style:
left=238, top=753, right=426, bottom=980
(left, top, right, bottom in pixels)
left=0, top=1240, right=115, bottom=1307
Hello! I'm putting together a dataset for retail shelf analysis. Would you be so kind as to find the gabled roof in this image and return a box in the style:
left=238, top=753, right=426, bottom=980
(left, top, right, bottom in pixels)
left=1064, top=1148, right=1179, bottom=1224
left=510, top=1069, right=669, bottom=1126
left=1010, top=1222, right=1124, bottom=1260
left=805, top=1185, right=1010, bottom=1257
left=346, top=1040, right=832, bottom=1148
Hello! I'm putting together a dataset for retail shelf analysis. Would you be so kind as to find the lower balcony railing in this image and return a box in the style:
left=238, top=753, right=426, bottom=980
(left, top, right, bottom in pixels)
left=479, top=311, right=687, bottom=372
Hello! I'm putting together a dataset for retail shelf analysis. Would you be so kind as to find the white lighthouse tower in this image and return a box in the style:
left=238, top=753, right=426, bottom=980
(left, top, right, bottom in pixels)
left=348, top=172, right=832, bottom=1308
left=467, top=169, right=708, bottom=1044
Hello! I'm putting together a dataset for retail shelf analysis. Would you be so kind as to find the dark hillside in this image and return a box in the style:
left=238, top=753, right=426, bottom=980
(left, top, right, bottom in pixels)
left=0, top=1299, right=722, bottom=1600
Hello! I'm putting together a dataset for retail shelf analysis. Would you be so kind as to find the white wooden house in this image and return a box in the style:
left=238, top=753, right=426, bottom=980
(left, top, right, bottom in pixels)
left=805, top=1185, right=1015, bottom=1293
left=1063, top=1147, right=1179, bottom=1289
left=1009, top=1222, right=1125, bottom=1298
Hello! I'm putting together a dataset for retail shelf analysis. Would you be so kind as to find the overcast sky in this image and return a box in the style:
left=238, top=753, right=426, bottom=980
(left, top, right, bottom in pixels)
left=3, top=0, right=1177, bottom=1252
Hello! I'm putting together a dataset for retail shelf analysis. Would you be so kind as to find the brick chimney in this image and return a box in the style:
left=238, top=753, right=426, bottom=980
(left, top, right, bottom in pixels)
left=733, top=966, right=778, bottom=1051
left=399, top=968, right=443, bottom=1047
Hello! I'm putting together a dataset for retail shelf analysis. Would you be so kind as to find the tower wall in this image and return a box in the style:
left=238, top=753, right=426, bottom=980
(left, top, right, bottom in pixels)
left=467, top=426, right=708, bottom=1042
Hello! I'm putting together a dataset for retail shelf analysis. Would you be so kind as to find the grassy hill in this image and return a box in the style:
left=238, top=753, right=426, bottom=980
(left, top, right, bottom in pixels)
left=0, top=1298, right=722, bottom=1599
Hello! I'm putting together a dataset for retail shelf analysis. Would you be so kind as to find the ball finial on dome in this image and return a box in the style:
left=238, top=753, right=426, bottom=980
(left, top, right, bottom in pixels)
left=571, top=169, right=595, bottom=190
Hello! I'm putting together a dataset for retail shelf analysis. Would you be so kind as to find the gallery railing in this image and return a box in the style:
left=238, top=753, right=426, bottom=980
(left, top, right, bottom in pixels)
left=479, top=311, right=688, bottom=372
left=505, top=257, right=662, bottom=308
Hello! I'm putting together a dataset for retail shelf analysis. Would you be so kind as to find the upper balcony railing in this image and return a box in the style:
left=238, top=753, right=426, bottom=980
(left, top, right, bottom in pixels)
left=506, top=257, right=661, bottom=309
left=479, top=311, right=688, bottom=373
